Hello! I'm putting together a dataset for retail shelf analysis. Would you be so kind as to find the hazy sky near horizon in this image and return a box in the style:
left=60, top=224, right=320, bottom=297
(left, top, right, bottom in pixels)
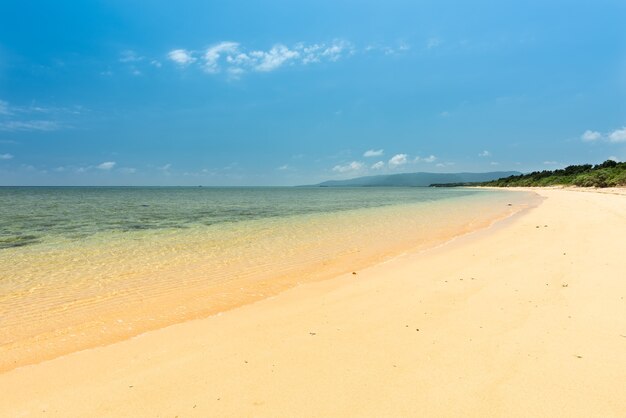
left=1, top=0, right=625, bottom=185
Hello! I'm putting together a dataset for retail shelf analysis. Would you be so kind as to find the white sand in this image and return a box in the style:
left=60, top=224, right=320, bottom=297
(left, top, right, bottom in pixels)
left=1, top=188, right=625, bottom=417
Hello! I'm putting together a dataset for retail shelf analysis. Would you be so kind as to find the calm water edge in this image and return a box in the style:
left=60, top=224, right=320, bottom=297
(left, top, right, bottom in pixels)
left=2, top=186, right=500, bottom=249
left=0, top=186, right=539, bottom=371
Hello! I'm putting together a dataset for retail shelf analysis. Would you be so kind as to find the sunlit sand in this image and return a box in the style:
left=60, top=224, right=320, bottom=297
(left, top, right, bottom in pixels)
left=1, top=188, right=624, bottom=417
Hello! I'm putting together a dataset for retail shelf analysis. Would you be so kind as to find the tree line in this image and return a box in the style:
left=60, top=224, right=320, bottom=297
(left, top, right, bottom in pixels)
left=481, top=160, right=626, bottom=187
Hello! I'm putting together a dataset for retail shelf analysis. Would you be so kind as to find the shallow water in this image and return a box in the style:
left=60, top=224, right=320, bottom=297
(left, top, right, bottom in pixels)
left=0, top=187, right=538, bottom=371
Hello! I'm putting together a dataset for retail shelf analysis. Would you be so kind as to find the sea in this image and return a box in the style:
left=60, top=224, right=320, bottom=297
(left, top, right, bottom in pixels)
left=0, top=186, right=539, bottom=371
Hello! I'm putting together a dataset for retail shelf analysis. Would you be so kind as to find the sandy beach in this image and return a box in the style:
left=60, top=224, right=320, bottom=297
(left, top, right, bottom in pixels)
left=1, top=188, right=625, bottom=417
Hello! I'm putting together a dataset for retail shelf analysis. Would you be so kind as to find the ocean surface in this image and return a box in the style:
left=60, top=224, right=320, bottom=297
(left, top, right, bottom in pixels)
left=0, top=186, right=538, bottom=371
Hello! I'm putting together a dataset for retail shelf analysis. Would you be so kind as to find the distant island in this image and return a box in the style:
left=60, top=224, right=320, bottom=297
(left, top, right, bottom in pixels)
left=480, top=160, right=626, bottom=188
left=308, top=171, right=521, bottom=187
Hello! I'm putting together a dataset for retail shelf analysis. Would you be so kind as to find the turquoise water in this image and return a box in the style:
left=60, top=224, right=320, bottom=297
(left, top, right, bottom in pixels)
left=0, top=186, right=486, bottom=249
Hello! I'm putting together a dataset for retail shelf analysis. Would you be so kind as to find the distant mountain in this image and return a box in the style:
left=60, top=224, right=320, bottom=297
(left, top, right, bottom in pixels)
left=309, top=171, right=521, bottom=187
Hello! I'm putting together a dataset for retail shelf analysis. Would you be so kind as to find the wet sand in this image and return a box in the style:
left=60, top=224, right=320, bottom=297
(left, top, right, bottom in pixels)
left=1, top=188, right=625, bottom=417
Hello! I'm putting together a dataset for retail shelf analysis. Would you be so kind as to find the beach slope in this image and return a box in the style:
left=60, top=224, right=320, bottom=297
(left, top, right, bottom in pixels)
left=1, top=188, right=625, bottom=417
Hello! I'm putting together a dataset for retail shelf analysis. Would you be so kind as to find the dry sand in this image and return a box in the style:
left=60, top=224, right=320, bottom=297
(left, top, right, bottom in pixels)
left=1, top=188, right=625, bottom=417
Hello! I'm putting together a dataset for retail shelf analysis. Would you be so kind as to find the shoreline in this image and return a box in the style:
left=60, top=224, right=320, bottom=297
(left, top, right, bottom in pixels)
left=2, top=188, right=625, bottom=417
left=0, top=188, right=535, bottom=373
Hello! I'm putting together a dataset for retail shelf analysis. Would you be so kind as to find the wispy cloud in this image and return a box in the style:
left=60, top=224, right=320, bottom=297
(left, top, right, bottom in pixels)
left=166, top=39, right=354, bottom=76
left=389, top=153, right=408, bottom=167
left=0, top=99, right=79, bottom=133
left=167, top=49, right=196, bottom=66
left=252, top=44, right=300, bottom=72
left=478, top=150, right=491, bottom=157
left=119, top=50, right=143, bottom=63
left=0, top=153, right=13, bottom=160
left=371, top=161, right=385, bottom=170
left=415, top=155, right=437, bottom=163
left=0, top=100, right=10, bottom=115
left=365, top=42, right=410, bottom=56
left=97, top=161, right=116, bottom=170
left=119, top=167, right=137, bottom=174
left=363, top=149, right=384, bottom=157
left=332, top=161, right=363, bottom=173
left=204, top=42, right=242, bottom=73
left=0, top=120, right=62, bottom=131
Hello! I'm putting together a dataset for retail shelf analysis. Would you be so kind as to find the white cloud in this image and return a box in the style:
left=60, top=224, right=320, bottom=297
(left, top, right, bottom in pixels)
left=371, top=161, right=385, bottom=170
left=159, top=163, right=172, bottom=171
left=608, top=127, right=626, bottom=143
left=320, top=40, right=352, bottom=61
left=0, top=120, right=61, bottom=131
left=436, top=162, right=455, bottom=168
left=151, top=60, right=162, bottom=68
left=608, top=156, right=620, bottom=162
left=119, top=167, right=137, bottom=174
left=168, top=39, right=355, bottom=76
left=490, top=161, right=500, bottom=166
left=252, top=44, right=299, bottom=72
left=543, top=161, right=560, bottom=165
left=478, top=150, right=491, bottom=157
left=226, top=52, right=251, bottom=66
left=0, top=153, right=13, bottom=160
left=204, top=42, right=240, bottom=73
left=167, top=49, right=196, bottom=66
left=297, top=43, right=322, bottom=64
left=580, top=127, right=626, bottom=143
left=389, top=153, right=408, bottom=167
left=298, top=40, right=353, bottom=63
left=277, top=164, right=290, bottom=170
left=581, top=130, right=602, bottom=142
left=97, top=161, right=116, bottom=170
left=332, top=161, right=363, bottom=173
left=363, top=149, right=384, bottom=157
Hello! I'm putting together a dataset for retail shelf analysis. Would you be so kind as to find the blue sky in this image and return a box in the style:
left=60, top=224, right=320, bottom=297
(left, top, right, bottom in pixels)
left=0, top=0, right=625, bottom=185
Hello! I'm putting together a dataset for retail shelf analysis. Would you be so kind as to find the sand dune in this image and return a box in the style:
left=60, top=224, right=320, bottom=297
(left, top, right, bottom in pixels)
left=1, top=188, right=625, bottom=417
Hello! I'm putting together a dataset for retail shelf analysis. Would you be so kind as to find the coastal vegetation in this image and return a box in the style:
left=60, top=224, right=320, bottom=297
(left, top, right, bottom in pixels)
left=481, top=160, right=626, bottom=188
